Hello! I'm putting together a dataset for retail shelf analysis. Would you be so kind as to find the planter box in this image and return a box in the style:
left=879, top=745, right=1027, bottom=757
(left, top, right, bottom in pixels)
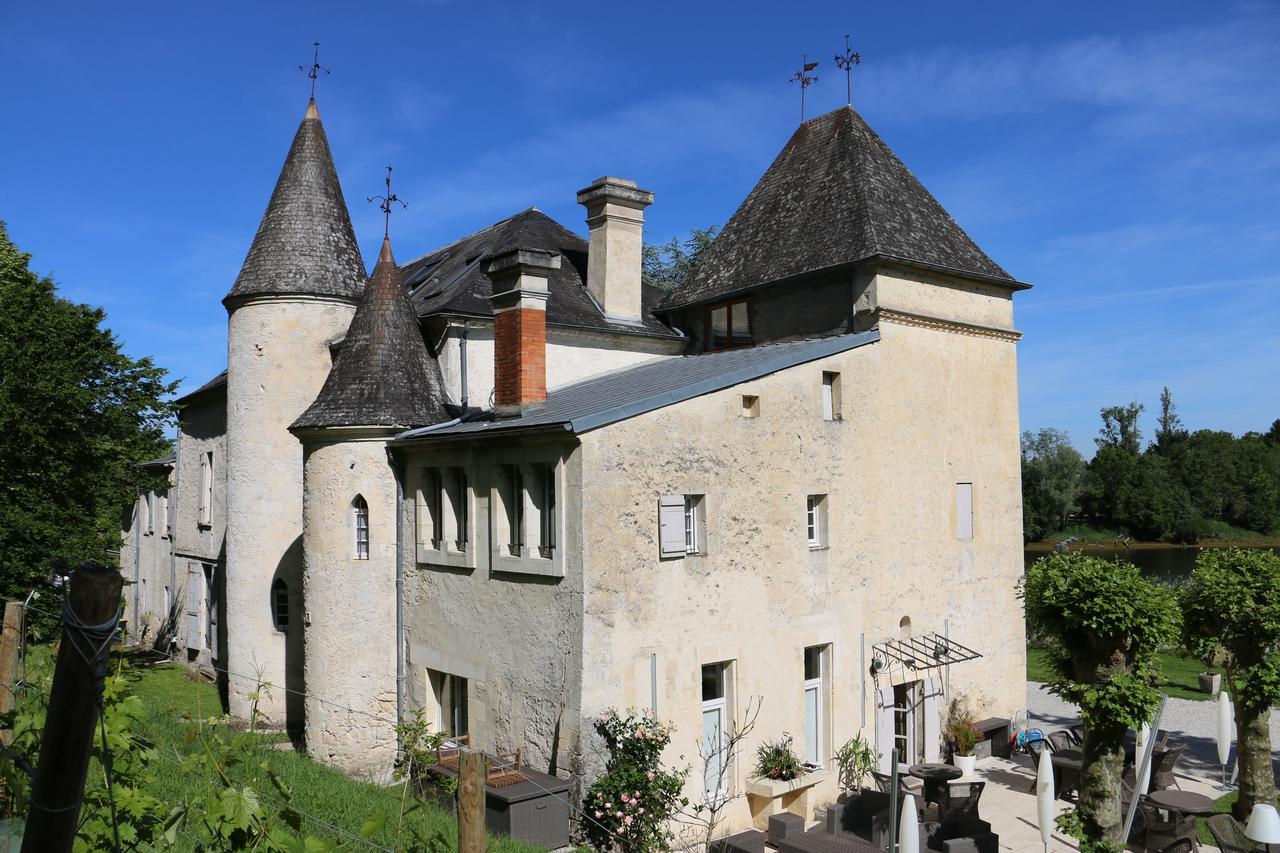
left=746, top=767, right=834, bottom=830
left=1199, top=672, right=1222, bottom=695
left=425, top=763, right=571, bottom=848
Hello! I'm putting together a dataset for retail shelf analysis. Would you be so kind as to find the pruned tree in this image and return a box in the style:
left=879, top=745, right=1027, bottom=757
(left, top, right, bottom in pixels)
left=1021, top=553, right=1180, bottom=846
left=1181, top=548, right=1280, bottom=822
left=674, top=695, right=762, bottom=851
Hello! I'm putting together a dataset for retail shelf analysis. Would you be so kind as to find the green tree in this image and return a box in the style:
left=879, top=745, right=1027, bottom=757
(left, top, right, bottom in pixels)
left=641, top=226, right=718, bottom=290
left=1182, top=549, right=1280, bottom=821
left=1021, top=428, right=1086, bottom=540
left=0, top=222, right=175, bottom=619
left=1115, top=454, right=1198, bottom=542
left=1153, top=386, right=1187, bottom=456
left=1096, top=401, right=1144, bottom=454
left=1021, top=553, right=1180, bottom=846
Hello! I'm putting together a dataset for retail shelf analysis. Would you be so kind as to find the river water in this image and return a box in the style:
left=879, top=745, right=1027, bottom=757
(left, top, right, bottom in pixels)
left=1023, top=545, right=1280, bottom=584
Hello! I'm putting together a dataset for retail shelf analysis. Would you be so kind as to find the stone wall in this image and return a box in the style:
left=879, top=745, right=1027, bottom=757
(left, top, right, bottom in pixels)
left=300, top=432, right=399, bottom=780
left=225, top=294, right=355, bottom=728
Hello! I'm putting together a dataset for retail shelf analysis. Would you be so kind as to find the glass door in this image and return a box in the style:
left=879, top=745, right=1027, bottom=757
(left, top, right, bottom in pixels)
left=702, top=663, right=728, bottom=802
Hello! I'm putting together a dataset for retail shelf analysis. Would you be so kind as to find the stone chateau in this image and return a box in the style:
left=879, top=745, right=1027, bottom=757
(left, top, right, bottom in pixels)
left=121, top=93, right=1029, bottom=835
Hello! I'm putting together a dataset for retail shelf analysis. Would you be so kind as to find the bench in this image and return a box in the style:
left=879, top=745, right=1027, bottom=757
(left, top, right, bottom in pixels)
left=710, top=829, right=766, bottom=853
left=973, top=717, right=1010, bottom=759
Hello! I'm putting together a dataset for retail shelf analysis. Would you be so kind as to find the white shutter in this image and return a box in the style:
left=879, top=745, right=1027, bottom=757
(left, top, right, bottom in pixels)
left=659, top=495, right=686, bottom=557
left=821, top=377, right=834, bottom=420
left=956, top=483, right=974, bottom=540
left=185, top=563, right=202, bottom=650
left=874, top=686, right=895, bottom=773
left=922, top=676, right=943, bottom=762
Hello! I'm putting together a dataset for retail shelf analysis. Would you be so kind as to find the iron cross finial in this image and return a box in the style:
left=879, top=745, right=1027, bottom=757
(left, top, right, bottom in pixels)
left=367, top=165, right=407, bottom=238
left=834, top=35, right=862, bottom=106
left=299, top=41, right=330, bottom=100
left=790, top=54, right=819, bottom=123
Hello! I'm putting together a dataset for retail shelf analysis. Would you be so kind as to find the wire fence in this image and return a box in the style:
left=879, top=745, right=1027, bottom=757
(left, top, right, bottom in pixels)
left=9, top=593, right=644, bottom=852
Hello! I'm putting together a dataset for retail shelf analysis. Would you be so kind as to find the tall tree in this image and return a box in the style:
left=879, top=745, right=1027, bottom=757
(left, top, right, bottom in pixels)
left=1022, top=553, right=1180, bottom=846
left=0, top=222, right=175, bottom=620
left=1153, top=386, right=1187, bottom=456
left=1096, top=401, right=1144, bottom=454
left=1182, top=549, right=1280, bottom=821
left=1021, top=428, right=1086, bottom=540
left=642, top=226, right=719, bottom=291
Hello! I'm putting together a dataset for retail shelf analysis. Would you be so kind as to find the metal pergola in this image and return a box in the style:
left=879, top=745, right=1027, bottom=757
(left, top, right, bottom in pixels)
left=871, top=632, right=982, bottom=673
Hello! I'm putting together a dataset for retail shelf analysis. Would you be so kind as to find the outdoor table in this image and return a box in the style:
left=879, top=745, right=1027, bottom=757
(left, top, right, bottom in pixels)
left=907, top=763, right=962, bottom=806
left=1146, top=789, right=1215, bottom=817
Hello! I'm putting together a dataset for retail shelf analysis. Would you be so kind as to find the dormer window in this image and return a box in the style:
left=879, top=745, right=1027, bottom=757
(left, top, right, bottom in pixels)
left=705, top=298, right=752, bottom=351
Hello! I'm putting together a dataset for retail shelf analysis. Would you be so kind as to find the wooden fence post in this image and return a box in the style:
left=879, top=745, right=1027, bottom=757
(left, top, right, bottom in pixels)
left=0, top=601, right=23, bottom=745
left=22, top=563, right=123, bottom=853
left=458, top=747, right=486, bottom=853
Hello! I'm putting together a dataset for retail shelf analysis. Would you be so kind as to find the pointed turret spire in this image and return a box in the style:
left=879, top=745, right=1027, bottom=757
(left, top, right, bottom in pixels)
left=291, top=236, right=451, bottom=430
left=224, top=100, right=366, bottom=305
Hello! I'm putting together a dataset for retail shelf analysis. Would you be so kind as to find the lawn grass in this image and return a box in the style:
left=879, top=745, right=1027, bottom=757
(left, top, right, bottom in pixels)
left=1027, top=646, right=1222, bottom=702
left=109, top=652, right=547, bottom=852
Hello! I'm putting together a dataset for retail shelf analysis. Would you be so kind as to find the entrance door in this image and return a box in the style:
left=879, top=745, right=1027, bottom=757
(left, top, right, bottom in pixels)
left=892, top=682, right=917, bottom=767
left=701, top=663, right=729, bottom=803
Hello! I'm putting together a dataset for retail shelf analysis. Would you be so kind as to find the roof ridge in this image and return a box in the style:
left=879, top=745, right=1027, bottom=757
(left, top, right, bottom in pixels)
left=399, top=207, right=545, bottom=269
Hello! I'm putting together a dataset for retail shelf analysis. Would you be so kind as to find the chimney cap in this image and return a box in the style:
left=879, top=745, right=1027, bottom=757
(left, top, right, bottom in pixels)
left=483, top=247, right=562, bottom=278
left=576, top=176, right=654, bottom=208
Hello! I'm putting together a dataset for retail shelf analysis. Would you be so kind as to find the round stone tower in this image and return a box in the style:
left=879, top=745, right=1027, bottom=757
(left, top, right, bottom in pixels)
left=223, top=98, right=367, bottom=727
left=290, top=235, right=451, bottom=777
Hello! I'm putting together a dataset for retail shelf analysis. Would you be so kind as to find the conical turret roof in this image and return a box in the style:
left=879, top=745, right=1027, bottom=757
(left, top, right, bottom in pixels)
left=224, top=99, right=367, bottom=305
left=662, top=106, right=1022, bottom=310
left=291, top=236, right=452, bottom=431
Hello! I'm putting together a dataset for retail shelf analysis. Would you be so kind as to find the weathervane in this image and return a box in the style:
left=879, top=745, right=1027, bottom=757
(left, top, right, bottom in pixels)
left=299, top=41, right=330, bottom=100
left=367, top=165, right=407, bottom=238
left=834, top=35, right=861, bottom=106
left=790, top=55, right=819, bottom=123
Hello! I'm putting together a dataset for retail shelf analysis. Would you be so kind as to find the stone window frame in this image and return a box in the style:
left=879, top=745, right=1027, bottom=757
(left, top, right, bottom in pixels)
left=806, top=494, right=828, bottom=549
left=415, top=464, right=477, bottom=571
left=491, top=455, right=564, bottom=578
left=352, top=495, right=370, bottom=560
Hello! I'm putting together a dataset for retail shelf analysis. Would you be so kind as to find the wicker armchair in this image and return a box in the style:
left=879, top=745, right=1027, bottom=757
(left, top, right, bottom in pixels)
left=1150, top=744, right=1186, bottom=791
left=1156, top=841, right=1194, bottom=853
left=938, top=782, right=984, bottom=823
left=1047, top=730, right=1075, bottom=753
left=1206, top=813, right=1260, bottom=853
left=1138, top=799, right=1196, bottom=852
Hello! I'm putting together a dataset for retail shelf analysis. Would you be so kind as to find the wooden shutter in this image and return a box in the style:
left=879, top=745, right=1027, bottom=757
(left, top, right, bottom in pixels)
left=956, top=483, right=974, bottom=540
left=922, top=676, right=943, bottom=762
left=658, top=495, right=685, bottom=557
left=184, top=563, right=202, bottom=650
left=874, top=686, right=895, bottom=773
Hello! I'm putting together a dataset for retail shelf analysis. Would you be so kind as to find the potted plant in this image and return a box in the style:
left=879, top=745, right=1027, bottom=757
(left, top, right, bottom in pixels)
left=944, top=696, right=980, bottom=777
left=1198, top=647, right=1224, bottom=694
left=752, top=735, right=805, bottom=781
left=834, top=733, right=878, bottom=794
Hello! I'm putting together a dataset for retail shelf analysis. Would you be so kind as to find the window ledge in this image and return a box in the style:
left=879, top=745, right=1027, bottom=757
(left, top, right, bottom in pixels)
left=808, top=545, right=829, bottom=552
left=492, top=550, right=563, bottom=579
left=417, top=543, right=476, bottom=571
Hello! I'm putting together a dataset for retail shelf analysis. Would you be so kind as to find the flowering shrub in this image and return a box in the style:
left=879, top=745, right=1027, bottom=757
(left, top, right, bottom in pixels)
left=582, top=708, right=688, bottom=852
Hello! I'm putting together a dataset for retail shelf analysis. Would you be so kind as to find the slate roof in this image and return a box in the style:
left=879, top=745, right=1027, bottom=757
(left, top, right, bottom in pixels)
left=224, top=99, right=367, bottom=304
left=174, top=370, right=227, bottom=406
left=395, top=329, right=879, bottom=442
left=403, top=209, right=679, bottom=339
left=291, top=236, right=452, bottom=431
left=661, top=106, right=1023, bottom=310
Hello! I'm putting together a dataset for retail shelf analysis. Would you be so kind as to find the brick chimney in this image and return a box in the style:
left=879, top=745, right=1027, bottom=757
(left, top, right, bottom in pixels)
left=486, top=248, right=560, bottom=415
left=576, top=176, right=654, bottom=324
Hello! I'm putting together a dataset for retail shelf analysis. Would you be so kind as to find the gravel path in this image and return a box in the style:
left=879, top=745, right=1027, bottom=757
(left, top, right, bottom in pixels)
left=1028, top=682, right=1280, bottom=781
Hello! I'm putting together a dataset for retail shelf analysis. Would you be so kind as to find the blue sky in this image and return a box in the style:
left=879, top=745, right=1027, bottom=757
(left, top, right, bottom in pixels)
left=2, top=1, right=1277, bottom=453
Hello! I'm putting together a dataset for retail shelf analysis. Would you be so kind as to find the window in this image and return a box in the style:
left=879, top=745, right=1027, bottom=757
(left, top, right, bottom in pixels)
left=158, top=491, right=169, bottom=537
left=353, top=495, right=370, bottom=560
left=803, top=646, right=829, bottom=767
left=701, top=662, right=732, bottom=803
left=705, top=298, right=751, bottom=351
left=144, top=494, right=154, bottom=535
left=271, top=579, right=288, bottom=632
left=503, top=465, right=524, bottom=556
left=956, top=482, right=973, bottom=540
left=430, top=670, right=469, bottom=738
left=198, top=452, right=213, bottom=526
left=741, top=395, right=759, bottom=418
left=531, top=465, right=556, bottom=558
left=420, top=469, right=442, bottom=548
left=821, top=372, right=841, bottom=421
left=443, top=468, right=468, bottom=552
left=806, top=495, right=827, bottom=549
left=163, top=585, right=171, bottom=618
left=660, top=494, right=703, bottom=557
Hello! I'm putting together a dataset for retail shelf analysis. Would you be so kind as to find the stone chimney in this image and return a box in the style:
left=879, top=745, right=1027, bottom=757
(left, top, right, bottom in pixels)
left=576, top=176, right=654, bottom=324
left=486, top=248, right=560, bottom=415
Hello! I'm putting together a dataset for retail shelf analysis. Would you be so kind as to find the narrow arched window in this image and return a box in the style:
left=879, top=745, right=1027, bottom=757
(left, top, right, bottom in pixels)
left=353, top=496, right=370, bottom=560
left=271, top=579, right=288, bottom=633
